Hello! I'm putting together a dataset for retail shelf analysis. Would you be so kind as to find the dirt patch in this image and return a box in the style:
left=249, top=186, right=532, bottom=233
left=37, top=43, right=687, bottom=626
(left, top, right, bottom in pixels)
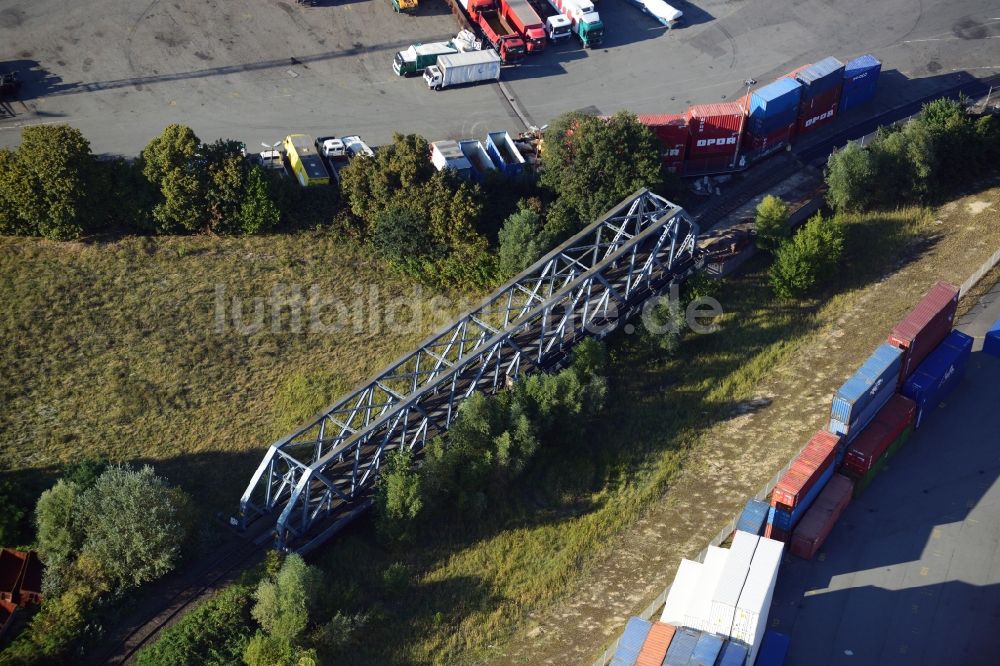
left=967, top=200, right=993, bottom=215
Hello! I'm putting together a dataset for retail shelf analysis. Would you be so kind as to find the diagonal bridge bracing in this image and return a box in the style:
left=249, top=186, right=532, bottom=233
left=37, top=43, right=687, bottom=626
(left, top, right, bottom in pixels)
left=239, top=189, right=698, bottom=552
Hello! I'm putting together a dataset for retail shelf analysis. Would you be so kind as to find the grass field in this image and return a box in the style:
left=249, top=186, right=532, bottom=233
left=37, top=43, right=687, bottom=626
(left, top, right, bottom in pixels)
left=0, top=230, right=469, bottom=511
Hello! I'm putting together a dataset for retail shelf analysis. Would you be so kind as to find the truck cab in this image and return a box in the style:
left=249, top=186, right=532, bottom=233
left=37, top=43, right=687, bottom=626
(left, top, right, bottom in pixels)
left=498, top=36, right=527, bottom=62
left=524, top=25, right=547, bottom=51
left=571, top=1, right=604, bottom=47
left=317, top=137, right=347, bottom=159
left=545, top=15, right=572, bottom=40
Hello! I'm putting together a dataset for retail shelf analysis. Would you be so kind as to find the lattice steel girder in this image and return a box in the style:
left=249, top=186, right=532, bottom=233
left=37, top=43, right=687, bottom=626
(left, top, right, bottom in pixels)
left=239, top=189, right=697, bottom=551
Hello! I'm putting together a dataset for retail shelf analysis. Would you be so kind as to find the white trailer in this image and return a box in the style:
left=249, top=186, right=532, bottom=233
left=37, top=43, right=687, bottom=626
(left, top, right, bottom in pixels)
left=660, top=559, right=702, bottom=625
left=424, top=49, right=502, bottom=90
left=708, top=530, right=759, bottom=636
left=732, top=537, right=784, bottom=664
left=631, top=0, right=682, bottom=27
left=683, top=545, right=729, bottom=631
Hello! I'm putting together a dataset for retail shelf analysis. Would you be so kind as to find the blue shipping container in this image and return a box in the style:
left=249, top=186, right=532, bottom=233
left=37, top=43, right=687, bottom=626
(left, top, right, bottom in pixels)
left=840, top=55, right=881, bottom=113
left=749, top=107, right=799, bottom=136
left=984, top=317, right=1000, bottom=359
left=902, top=330, right=973, bottom=428
left=717, top=640, right=749, bottom=666
left=767, top=462, right=835, bottom=530
left=664, top=627, right=702, bottom=666
left=485, top=131, right=525, bottom=177
left=829, top=344, right=904, bottom=443
left=750, top=78, right=803, bottom=119
left=612, top=617, right=652, bottom=665
left=687, top=632, right=725, bottom=666
left=755, top=630, right=791, bottom=666
left=796, top=56, right=845, bottom=98
left=737, top=499, right=769, bottom=536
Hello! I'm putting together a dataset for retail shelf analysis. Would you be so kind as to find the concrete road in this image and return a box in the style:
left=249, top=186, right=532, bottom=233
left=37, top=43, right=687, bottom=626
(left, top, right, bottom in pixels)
left=0, top=0, right=998, bottom=155
left=769, top=297, right=1000, bottom=665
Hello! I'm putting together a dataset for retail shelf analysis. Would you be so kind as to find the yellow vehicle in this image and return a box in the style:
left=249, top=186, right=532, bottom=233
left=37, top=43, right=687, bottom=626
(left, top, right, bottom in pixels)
left=392, top=0, right=418, bottom=12
left=282, top=134, right=330, bottom=187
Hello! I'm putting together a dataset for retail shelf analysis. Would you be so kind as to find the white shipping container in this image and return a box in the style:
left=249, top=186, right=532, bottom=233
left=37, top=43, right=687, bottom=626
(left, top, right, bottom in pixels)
left=733, top=537, right=784, bottom=664
left=707, top=530, right=760, bottom=636
left=682, top=546, right=729, bottom=631
left=660, top=559, right=702, bottom=625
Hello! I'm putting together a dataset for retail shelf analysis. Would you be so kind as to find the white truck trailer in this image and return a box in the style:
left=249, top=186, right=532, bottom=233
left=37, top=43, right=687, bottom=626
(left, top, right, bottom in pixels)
left=424, top=49, right=502, bottom=91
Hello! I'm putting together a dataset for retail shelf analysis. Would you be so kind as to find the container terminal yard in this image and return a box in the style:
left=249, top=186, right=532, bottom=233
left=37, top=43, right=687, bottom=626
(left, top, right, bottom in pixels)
left=1, top=0, right=999, bottom=664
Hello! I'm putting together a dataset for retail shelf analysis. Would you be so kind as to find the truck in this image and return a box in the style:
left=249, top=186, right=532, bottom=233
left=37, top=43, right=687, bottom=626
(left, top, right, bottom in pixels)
left=499, top=0, right=548, bottom=53
left=462, top=0, right=527, bottom=63
left=424, top=49, right=502, bottom=91
left=394, top=41, right=460, bottom=77
left=526, top=0, right=573, bottom=40
left=628, top=0, right=682, bottom=27
left=391, top=0, right=418, bottom=12
left=547, top=0, right=604, bottom=47
left=282, top=134, right=331, bottom=187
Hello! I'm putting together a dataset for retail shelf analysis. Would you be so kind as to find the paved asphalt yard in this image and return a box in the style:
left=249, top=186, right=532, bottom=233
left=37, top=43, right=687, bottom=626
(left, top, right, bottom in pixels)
left=0, top=0, right=998, bottom=154
left=769, top=294, right=1000, bottom=666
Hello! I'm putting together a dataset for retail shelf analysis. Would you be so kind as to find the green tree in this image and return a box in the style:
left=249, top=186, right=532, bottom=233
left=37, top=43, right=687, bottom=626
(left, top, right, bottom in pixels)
left=141, top=123, right=201, bottom=188
left=639, top=295, right=687, bottom=355
left=370, top=207, right=441, bottom=269
left=76, top=465, right=192, bottom=591
left=825, top=141, right=876, bottom=212
left=540, top=111, right=663, bottom=235
left=497, top=208, right=543, bottom=280
left=251, top=554, right=323, bottom=643
left=770, top=213, right=846, bottom=299
left=243, top=633, right=296, bottom=666
left=339, top=133, right=435, bottom=226
left=35, top=480, right=84, bottom=575
left=204, top=140, right=250, bottom=232
left=754, top=195, right=790, bottom=251
left=375, top=448, right=424, bottom=542
left=152, top=164, right=207, bottom=233
left=0, top=124, right=99, bottom=239
left=238, top=165, right=281, bottom=235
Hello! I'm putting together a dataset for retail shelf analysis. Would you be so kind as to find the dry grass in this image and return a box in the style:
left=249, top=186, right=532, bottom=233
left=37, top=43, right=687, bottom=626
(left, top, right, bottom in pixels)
left=0, top=231, right=465, bottom=509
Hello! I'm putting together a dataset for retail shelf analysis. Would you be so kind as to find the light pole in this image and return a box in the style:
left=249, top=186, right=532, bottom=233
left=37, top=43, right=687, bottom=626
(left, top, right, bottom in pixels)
left=732, top=78, right=756, bottom=169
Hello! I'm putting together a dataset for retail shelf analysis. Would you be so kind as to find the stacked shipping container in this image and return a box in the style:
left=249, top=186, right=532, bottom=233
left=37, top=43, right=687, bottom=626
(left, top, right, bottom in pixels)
left=685, top=103, right=745, bottom=173
left=636, top=114, right=688, bottom=172
left=609, top=617, right=652, bottom=665
left=635, top=622, right=676, bottom=666
left=736, top=498, right=769, bottom=536
left=840, top=54, right=882, bottom=113
left=842, top=394, right=916, bottom=494
left=789, top=473, right=854, bottom=560
left=828, top=343, right=904, bottom=444
left=732, top=537, right=784, bottom=664
left=766, top=430, right=840, bottom=539
left=747, top=78, right=802, bottom=159
left=901, top=330, right=973, bottom=427
left=888, top=281, right=960, bottom=381
left=984, top=317, right=1000, bottom=358
left=794, top=56, right=845, bottom=135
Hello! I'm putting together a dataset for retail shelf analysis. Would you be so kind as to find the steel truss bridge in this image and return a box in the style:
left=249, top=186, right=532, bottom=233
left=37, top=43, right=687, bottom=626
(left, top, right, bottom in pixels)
left=239, top=189, right=699, bottom=552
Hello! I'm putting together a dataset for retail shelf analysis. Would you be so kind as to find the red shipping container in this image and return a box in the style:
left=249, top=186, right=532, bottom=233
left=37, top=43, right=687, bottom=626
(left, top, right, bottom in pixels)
left=686, top=102, right=745, bottom=157
left=764, top=523, right=788, bottom=542
left=888, top=281, right=960, bottom=381
left=796, top=85, right=841, bottom=135
left=636, top=622, right=676, bottom=666
left=638, top=114, right=689, bottom=172
left=771, top=431, right=840, bottom=510
left=790, top=473, right=854, bottom=560
left=843, top=394, right=916, bottom=476
left=747, top=122, right=796, bottom=160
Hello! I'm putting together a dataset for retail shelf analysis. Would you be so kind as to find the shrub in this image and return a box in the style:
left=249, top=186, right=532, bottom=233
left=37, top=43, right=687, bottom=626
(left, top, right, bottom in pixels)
left=134, top=585, right=255, bottom=666
left=769, top=213, right=846, bottom=299
left=251, top=554, right=323, bottom=643
left=375, top=448, right=424, bottom=543
left=754, top=195, right=790, bottom=251
left=825, top=141, right=877, bottom=212
left=497, top=208, right=544, bottom=280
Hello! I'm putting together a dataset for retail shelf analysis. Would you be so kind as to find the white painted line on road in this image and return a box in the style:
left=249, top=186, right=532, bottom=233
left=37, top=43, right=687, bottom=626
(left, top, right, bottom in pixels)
left=902, top=35, right=1000, bottom=44
left=0, top=120, right=65, bottom=132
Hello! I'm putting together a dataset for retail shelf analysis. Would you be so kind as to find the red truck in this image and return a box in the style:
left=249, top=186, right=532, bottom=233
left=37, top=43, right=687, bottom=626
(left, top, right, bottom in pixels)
left=500, top=0, right=547, bottom=52
left=463, top=0, right=527, bottom=63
